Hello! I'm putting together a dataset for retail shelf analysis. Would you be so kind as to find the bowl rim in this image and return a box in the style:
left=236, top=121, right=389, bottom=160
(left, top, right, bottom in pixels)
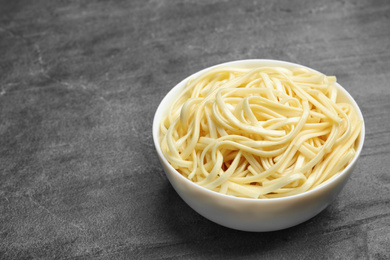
left=152, top=59, right=365, bottom=202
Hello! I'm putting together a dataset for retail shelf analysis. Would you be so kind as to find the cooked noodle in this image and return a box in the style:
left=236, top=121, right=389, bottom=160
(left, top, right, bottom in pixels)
left=159, top=65, right=362, bottom=199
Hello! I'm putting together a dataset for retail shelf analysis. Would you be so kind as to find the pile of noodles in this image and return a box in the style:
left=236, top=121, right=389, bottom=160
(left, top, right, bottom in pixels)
left=160, top=66, right=362, bottom=199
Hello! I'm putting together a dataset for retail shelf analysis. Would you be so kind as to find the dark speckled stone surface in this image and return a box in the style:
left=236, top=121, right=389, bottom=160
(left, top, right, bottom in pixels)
left=1, top=0, right=390, bottom=259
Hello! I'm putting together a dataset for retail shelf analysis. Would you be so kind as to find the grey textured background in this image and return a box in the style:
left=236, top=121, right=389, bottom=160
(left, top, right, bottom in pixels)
left=1, top=0, right=390, bottom=259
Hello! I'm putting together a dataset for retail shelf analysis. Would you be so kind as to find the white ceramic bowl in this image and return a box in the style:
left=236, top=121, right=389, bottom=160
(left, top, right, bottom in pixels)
left=152, top=59, right=365, bottom=232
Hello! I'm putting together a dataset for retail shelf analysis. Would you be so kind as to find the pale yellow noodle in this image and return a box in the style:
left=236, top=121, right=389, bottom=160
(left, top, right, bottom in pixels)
left=160, top=66, right=362, bottom=199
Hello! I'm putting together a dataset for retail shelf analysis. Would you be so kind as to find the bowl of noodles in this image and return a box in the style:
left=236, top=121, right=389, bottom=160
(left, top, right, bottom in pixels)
left=153, top=59, right=365, bottom=232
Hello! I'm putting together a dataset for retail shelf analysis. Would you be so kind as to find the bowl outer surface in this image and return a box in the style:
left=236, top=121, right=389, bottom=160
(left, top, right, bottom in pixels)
left=153, top=59, right=365, bottom=231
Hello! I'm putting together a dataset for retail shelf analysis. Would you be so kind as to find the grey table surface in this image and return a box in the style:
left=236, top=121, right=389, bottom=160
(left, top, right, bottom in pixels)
left=1, top=0, right=390, bottom=259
